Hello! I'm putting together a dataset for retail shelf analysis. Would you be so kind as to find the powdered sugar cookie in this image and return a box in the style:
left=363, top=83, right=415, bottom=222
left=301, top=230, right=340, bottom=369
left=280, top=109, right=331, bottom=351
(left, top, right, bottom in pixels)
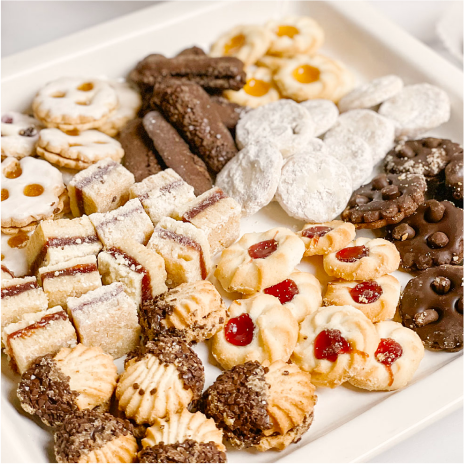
left=210, top=25, right=272, bottom=66
left=1, top=112, right=43, bottom=160
left=33, top=77, right=118, bottom=131
left=236, top=99, right=315, bottom=157
left=300, top=99, right=339, bottom=136
left=37, top=128, right=124, bottom=170
left=325, top=109, right=395, bottom=163
left=216, top=140, right=283, bottom=216
left=282, top=136, right=327, bottom=159
left=265, top=16, right=324, bottom=56
left=379, top=83, right=451, bottom=139
left=1, top=231, right=31, bottom=277
left=338, top=75, right=404, bottom=113
left=276, top=151, right=352, bottom=223
left=224, top=66, right=280, bottom=108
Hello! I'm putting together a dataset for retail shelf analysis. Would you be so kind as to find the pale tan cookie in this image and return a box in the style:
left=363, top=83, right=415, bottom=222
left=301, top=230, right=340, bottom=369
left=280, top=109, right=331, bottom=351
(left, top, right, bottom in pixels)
left=210, top=25, right=272, bottom=66
left=324, top=275, right=401, bottom=323
left=211, top=293, right=299, bottom=370
left=349, top=321, right=424, bottom=391
left=256, top=55, right=291, bottom=73
left=2, top=230, right=32, bottom=277
left=215, top=227, right=305, bottom=294
left=224, top=66, right=280, bottom=108
left=298, top=220, right=356, bottom=256
left=323, top=237, right=401, bottom=281
left=292, top=305, right=379, bottom=388
left=265, top=16, right=324, bottom=57
left=33, top=77, right=118, bottom=131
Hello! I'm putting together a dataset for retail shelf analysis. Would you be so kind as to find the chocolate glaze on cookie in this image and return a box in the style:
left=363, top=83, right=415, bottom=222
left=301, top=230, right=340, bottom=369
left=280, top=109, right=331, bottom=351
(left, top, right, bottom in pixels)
left=341, top=173, right=427, bottom=229
left=400, top=265, right=463, bottom=351
left=209, top=95, right=247, bottom=131
left=445, top=157, right=463, bottom=206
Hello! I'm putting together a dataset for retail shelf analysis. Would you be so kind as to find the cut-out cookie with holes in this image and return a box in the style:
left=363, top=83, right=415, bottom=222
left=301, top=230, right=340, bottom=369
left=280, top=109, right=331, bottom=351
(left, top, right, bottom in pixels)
left=1, top=157, right=66, bottom=235
left=37, top=128, right=124, bottom=171
left=32, top=77, right=118, bottom=132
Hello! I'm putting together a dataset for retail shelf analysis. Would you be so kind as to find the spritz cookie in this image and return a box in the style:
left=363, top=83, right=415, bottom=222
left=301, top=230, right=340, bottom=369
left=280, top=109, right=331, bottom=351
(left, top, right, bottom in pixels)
left=1, top=112, right=43, bottom=159
left=300, top=99, right=339, bottom=136
left=33, top=77, right=118, bottom=131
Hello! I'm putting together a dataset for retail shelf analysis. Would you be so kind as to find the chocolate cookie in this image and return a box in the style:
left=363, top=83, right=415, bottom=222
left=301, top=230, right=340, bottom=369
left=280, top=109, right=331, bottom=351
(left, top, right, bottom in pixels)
left=210, top=95, right=247, bottom=131
left=341, top=173, right=427, bottom=229
left=387, top=200, right=463, bottom=271
left=400, top=265, right=463, bottom=351
left=445, top=157, right=463, bottom=207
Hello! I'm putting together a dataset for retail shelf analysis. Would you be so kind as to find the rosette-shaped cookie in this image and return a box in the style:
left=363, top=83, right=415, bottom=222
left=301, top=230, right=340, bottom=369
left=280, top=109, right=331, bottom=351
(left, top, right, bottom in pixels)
left=116, top=337, right=204, bottom=424
left=215, top=227, right=305, bottom=294
left=202, top=360, right=316, bottom=451
left=17, top=344, right=117, bottom=426
left=54, top=410, right=138, bottom=463
left=211, top=294, right=299, bottom=370
left=349, top=321, right=424, bottom=391
left=323, top=237, right=400, bottom=281
left=292, top=305, right=379, bottom=388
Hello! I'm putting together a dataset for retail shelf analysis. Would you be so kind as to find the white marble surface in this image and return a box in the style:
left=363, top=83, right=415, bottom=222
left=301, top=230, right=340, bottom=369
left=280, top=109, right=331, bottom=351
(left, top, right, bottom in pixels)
left=1, top=2, right=463, bottom=463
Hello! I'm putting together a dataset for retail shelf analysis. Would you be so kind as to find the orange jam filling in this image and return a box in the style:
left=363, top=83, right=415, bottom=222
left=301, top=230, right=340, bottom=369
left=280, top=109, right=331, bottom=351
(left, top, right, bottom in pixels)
left=77, top=82, right=94, bottom=91
left=65, top=129, right=80, bottom=136
left=243, top=78, right=271, bottom=97
left=277, top=25, right=299, bottom=38
left=1, top=189, right=9, bottom=201
left=23, top=184, right=44, bottom=197
left=224, top=34, right=245, bottom=55
left=292, top=64, right=320, bottom=84
left=5, top=164, right=22, bottom=179
left=8, top=233, right=30, bottom=249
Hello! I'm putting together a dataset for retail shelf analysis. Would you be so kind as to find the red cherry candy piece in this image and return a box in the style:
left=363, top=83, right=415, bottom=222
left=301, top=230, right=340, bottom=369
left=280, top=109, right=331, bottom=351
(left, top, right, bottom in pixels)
left=375, top=338, right=403, bottom=366
left=314, top=329, right=352, bottom=362
left=350, top=281, right=383, bottom=304
left=248, top=239, right=278, bottom=259
left=225, top=313, right=254, bottom=346
left=302, top=226, right=333, bottom=239
left=264, top=279, right=299, bottom=304
left=335, top=245, right=368, bottom=263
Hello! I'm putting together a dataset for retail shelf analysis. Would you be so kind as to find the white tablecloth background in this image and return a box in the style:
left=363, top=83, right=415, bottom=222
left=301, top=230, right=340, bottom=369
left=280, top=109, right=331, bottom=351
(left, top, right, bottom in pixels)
left=2, top=2, right=463, bottom=462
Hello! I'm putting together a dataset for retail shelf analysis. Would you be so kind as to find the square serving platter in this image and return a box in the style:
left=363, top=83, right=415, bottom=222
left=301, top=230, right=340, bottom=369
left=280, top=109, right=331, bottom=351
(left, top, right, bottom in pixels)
left=1, top=1, right=463, bottom=463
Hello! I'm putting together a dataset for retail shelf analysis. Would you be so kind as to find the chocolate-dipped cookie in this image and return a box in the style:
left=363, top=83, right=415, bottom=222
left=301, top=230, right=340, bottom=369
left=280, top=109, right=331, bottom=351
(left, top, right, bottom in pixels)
left=400, top=265, right=463, bottom=351
left=209, top=95, right=247, bottom=131
left=387, top=200, right=463, bottom=271
left=341, top=173, right=427, bottom=229
left=445, top=157, right=463, bottom=207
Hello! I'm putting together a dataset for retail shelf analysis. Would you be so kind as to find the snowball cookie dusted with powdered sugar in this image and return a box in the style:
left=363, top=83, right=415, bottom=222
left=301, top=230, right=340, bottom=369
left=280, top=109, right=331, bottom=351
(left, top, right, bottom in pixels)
left=300, top=99, right=339, bottom=136
left=324, top=109, right=395, bottom=164
left=338, top=75, right=404, bottom=113
left=379, top=83, right=450, bottom=139
left=283, top=136, right=327, bottom=159
left=236, top=99, right=315, bottom=157
left=276, top=151, right=352, bottom=223
left=216, top=140, right=283, bottom=216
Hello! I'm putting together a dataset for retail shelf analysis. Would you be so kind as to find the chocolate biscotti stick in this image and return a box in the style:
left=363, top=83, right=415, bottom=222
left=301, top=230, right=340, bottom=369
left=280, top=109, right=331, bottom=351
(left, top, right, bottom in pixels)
left=175, top=46, right=207, bottom=57
left=210, top=95, right=247, bottom=130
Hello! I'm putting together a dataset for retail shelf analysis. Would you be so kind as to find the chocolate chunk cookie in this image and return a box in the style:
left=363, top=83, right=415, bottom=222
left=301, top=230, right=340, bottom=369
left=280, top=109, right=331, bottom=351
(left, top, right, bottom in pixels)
left=400, top=265, right=463, bottom=351
left=341, top=173, right=427, bottom=229
left=387, top=200, right=463, bottom=271
left=445, top=157, right=463, bottom=207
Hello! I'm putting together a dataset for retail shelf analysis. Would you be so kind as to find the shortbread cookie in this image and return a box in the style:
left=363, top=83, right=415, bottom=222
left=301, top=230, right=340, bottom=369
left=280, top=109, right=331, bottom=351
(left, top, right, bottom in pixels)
left=98, top=237, right=167, bottom=306
left=325, top=109, right=395, bottom=163
left=90, top=198, right=154, bottom=247
left=33, top=77, right=118, bottom=131
left=379, top=83, right=451, bottom=139
left=140, top=280, right=226, bottom=343
left=210, top=25, right=272, bottom=65
left=265, top=16, right=324, bottom=56
left=1, top=112, right=43, bottom=159
left=224, top=66, right=280, bottom=108
left=54, top=410, right=138, bottom=464
left=257, top=54, right=291, bottom=73
left=349, top=321, right=424, bottom=391
left=298, top=220, right=356, bottom=256
left=39, top=255, right=102, bottom=307
left=215, top=227, right=305, bottom=294
left=324, top=275, right=401, bottom=323
left=67, top=283, right=141, bottom=359
left=216, top=140, right=283, bottom=217
left=211, top=294, right=298, bottom=370
left=276, top=151, right=352, bottom=223
left=236, top=99, right=315, bottom=157
left=341, top=173, right=427, bottom=229
left=202, top=360, right=316, bottom=451
left=175, top=187, right=241, bottom=255
left=1, top=231, right=31, bottom=277
left=37, top=128, right=124, bottom=170
left=147, top=217, right=212, bottom=287
left=300, top=99, right=339, bottom=136
left=116, top=337, right=204, bottom=424
left=129, top=168, right=195, bottom=225
left=292, top=305, right=379, bottom=387
left=2, top=306, right=77, bottom=374
left=338, top=75, right=404, bottom=113
left=323, top=237, right=401, bottom=281
left=17, top=344, right=117, bottom=426
left=68, top=158, right=135, bottom=216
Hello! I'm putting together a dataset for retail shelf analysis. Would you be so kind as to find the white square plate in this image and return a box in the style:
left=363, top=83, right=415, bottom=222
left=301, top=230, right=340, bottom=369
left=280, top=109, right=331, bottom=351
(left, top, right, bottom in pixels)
left=2, top=2, right=463, bottom=463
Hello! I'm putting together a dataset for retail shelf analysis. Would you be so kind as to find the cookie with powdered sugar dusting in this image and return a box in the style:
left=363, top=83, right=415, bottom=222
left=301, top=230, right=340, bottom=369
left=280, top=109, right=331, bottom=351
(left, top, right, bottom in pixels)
left=300, top=99, right=339, bottom=136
